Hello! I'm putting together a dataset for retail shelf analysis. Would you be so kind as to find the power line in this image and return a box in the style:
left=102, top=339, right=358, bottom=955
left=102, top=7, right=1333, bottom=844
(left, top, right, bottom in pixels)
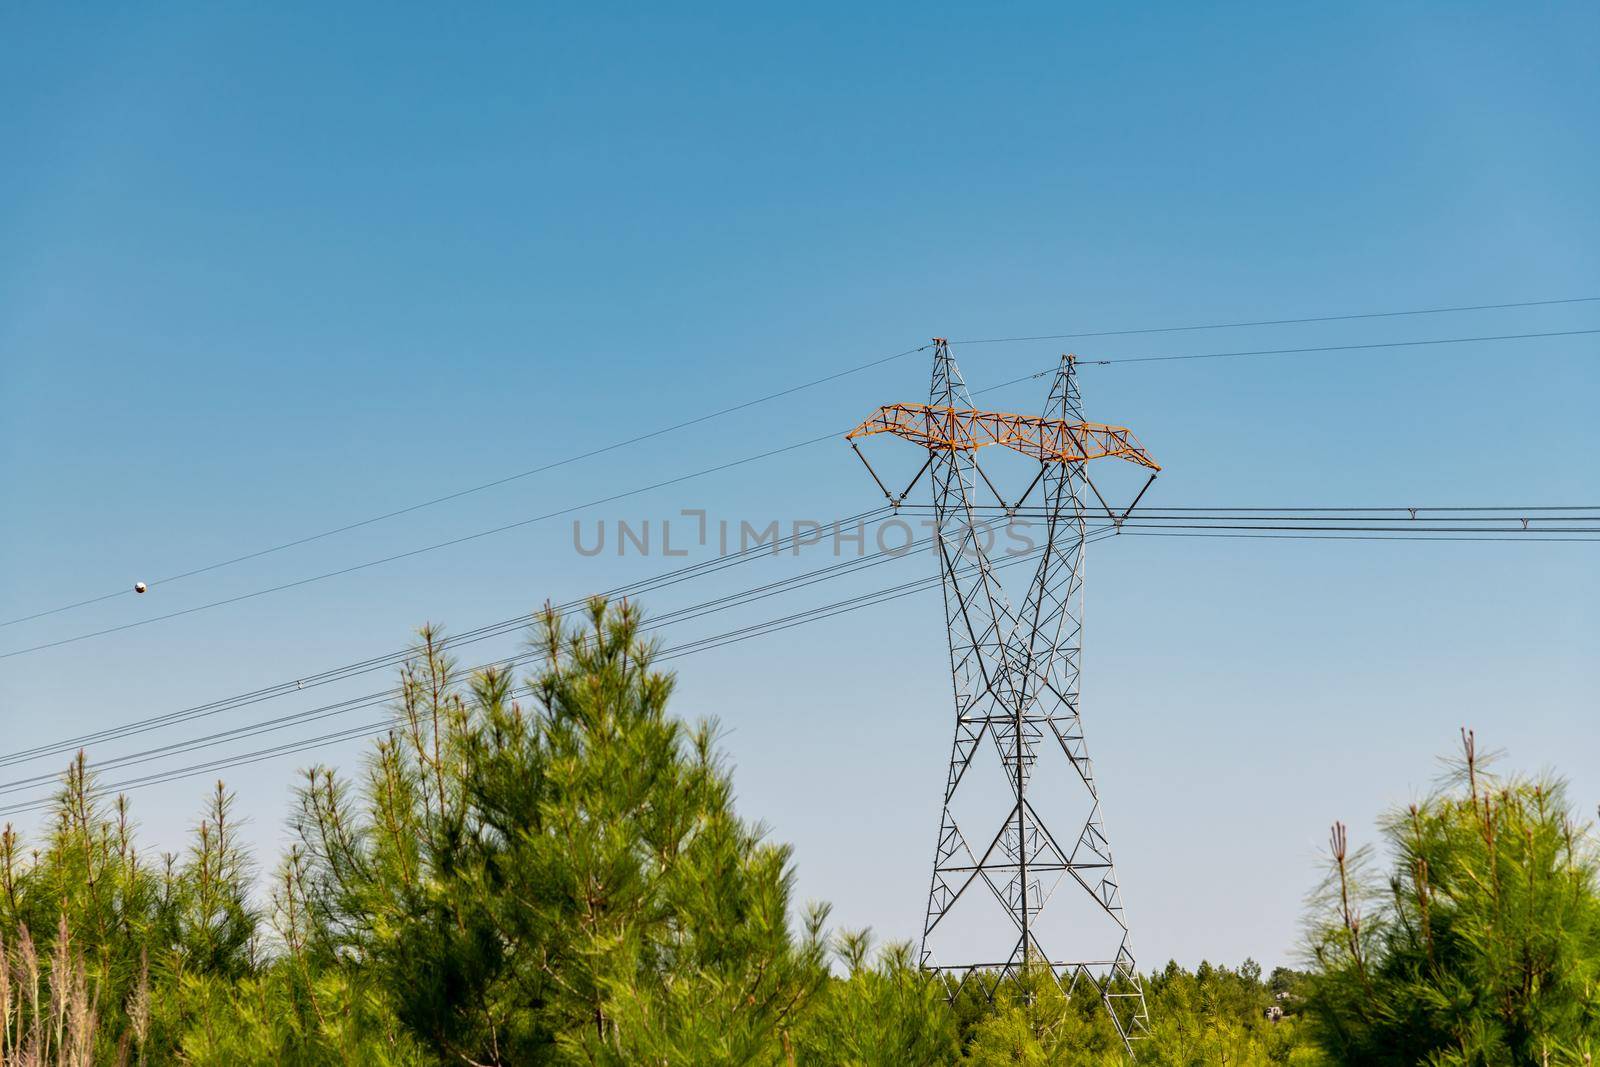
left=14, top=316, right=1598, bottom=662
left=0, top=720, right=392, bottom=819
left=0, top=430, right=844, bottom=660
left=0, top=356, right=1107, bottom=658
left=0, top=533, right=948, bottom=795
left=970, top=327, right=1600, bottom=396
left=931, top=504, right=1600, bottom=513
left=4, top=504, right=1591, bottom=773
left=4, top=509, right=1593, bottom=818
left=1, top=531, right=1109, bottom=799
left=0, top=689, right=400, bottom=797
left=950, top=295, right=1600, bottom=346
left=0, top=512, right=983, bottom=785
left=0, top=529, right=1118, bottom=817
left=974, top=509, right=1600, bottom=537
left=1057, top=505, right=1600, bottom=513
left=909, top=516, right=1600, bottom=538
left=0, top=345, right=932, bottom=630
left=9, top=292, right=1596, bottom=632
left=1122, top=531, right=1600, bottom=544
left=1091, top=327, right=1600, bottom=366
left=0, top=507, right=897, bottom=767
left=985, top=518, right=1600, bottom=534
left=1112, top=522, right=1599, bottom=534
left=26, top=510, right=1600, bottom=797
left=912, top=506, right=1600, bottom=524
left=652, top=533, right=1103, bottom=661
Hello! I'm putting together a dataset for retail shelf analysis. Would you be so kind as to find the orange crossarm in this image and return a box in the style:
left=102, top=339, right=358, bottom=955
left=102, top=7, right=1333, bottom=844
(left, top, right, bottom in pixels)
left=845, top=403, right=1161, bottom=472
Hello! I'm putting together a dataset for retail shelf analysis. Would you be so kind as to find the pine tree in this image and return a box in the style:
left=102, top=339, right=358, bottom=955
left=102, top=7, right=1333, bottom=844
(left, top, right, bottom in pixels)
left=790, top=929, right=958, bottom=1066
left=283, top=597, right=827, bottom=1064
left=1304, top=730, right=1600, bottom=1065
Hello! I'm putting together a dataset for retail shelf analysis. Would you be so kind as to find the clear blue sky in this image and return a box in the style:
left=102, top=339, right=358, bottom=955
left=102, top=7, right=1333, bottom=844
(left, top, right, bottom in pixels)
left=2, top=4, right=1597, bottom=970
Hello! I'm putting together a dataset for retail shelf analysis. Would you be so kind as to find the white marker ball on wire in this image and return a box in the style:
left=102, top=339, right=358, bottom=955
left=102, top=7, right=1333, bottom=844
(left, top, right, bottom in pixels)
left=134, top=581, right=148, bottom=594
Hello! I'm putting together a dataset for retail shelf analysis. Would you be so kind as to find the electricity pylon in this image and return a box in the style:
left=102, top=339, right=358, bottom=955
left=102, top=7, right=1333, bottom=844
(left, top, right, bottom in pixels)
left=846, top=340, right=1159, bottom=1049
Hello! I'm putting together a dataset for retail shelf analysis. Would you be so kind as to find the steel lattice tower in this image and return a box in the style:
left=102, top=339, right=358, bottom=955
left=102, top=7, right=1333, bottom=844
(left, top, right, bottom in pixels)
left=846, top=340, right=1160, bottom=1049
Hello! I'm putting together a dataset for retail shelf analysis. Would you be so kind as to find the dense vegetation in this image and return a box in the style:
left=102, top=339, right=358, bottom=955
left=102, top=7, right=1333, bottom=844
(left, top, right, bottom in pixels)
left=0, top=599, right=1592, bottom=1064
